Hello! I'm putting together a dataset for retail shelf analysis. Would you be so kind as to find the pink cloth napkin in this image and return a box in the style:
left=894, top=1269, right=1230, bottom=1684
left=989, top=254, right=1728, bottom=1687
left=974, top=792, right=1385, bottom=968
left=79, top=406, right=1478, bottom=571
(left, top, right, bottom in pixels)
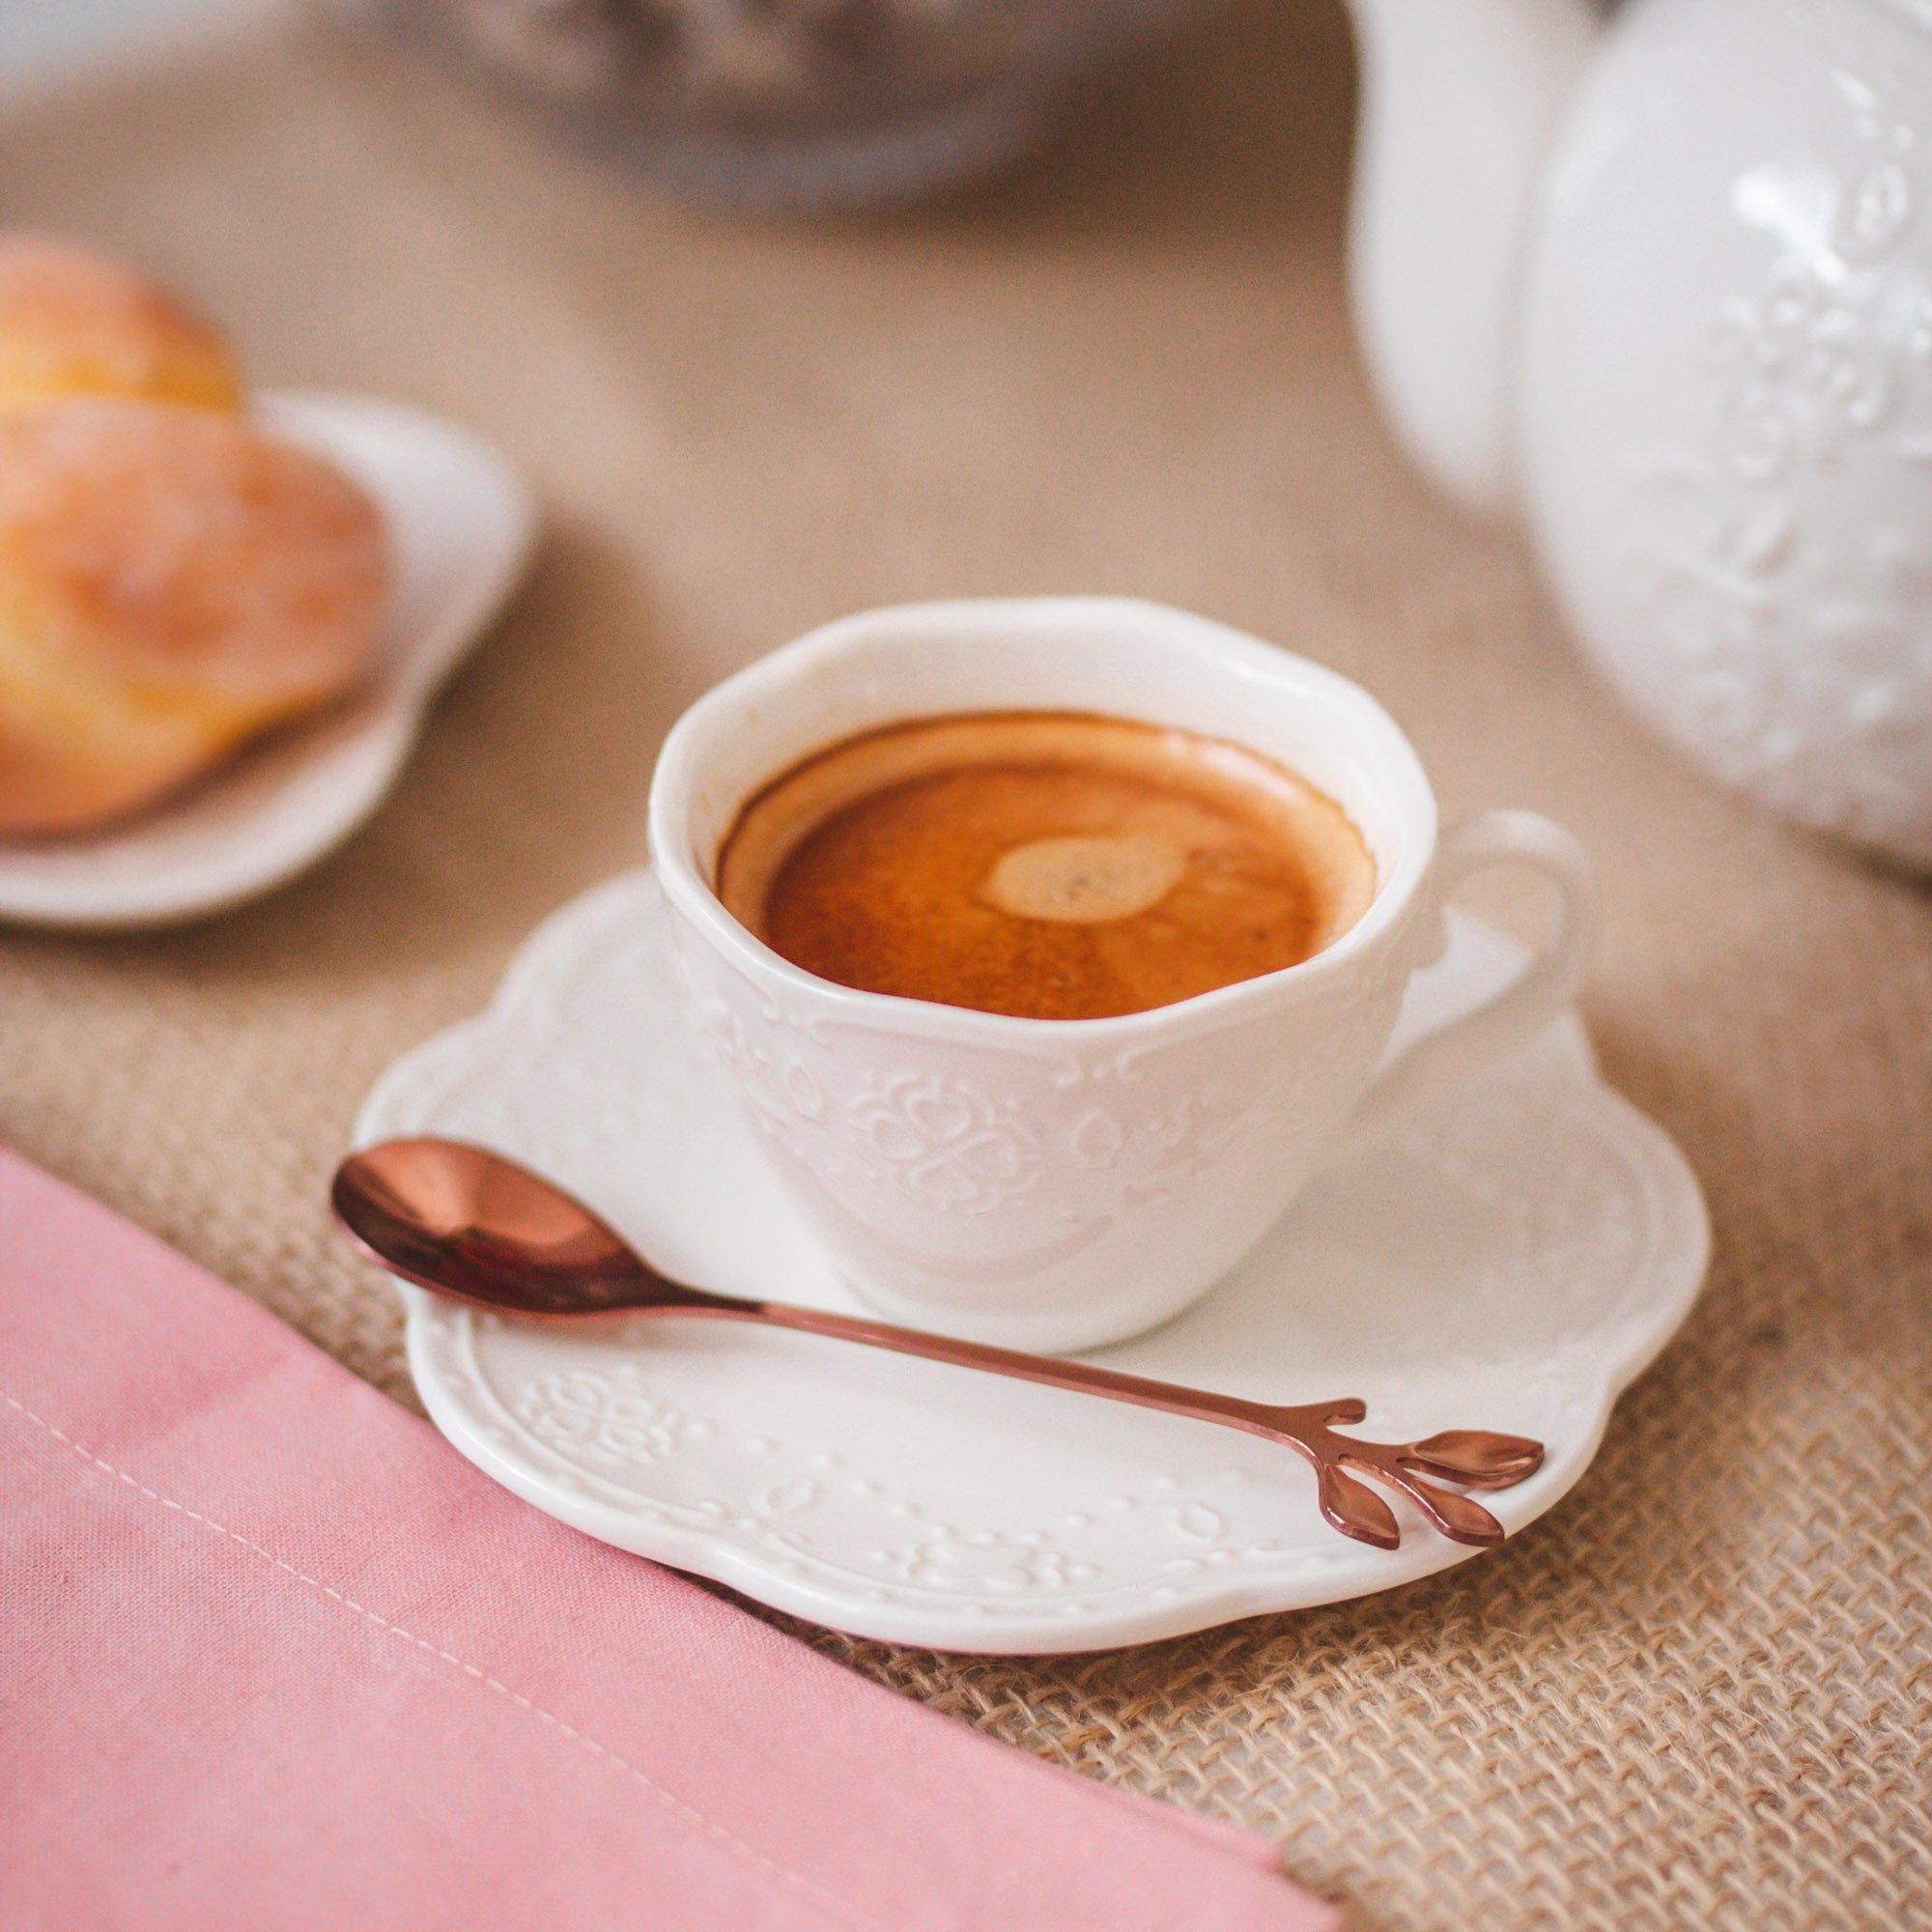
left=0, top=1147, right=1337, bottom=1932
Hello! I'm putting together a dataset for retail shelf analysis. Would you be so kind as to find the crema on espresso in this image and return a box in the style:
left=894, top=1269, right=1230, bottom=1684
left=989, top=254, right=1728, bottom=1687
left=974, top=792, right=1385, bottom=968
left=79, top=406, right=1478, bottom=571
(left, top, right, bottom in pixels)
left=716, top=711, right=1377, bottom=1021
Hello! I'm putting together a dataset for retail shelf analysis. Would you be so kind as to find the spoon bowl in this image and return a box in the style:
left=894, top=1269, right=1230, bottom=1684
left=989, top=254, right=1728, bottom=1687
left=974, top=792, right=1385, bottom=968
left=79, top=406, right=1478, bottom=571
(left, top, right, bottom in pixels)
left=333, top=1138, right=672, bottom=1316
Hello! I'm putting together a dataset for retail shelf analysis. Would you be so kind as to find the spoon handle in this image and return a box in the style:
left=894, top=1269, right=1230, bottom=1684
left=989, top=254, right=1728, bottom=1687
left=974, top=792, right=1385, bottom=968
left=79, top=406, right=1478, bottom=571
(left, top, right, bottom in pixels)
left=671, top=1296, right=1544, bottom=1550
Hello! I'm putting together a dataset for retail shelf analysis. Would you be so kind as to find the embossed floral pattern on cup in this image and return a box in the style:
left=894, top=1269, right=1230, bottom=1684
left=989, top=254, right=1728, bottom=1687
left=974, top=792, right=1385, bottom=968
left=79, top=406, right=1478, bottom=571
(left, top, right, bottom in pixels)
left=846, top=1072, right=1041, bottom=1214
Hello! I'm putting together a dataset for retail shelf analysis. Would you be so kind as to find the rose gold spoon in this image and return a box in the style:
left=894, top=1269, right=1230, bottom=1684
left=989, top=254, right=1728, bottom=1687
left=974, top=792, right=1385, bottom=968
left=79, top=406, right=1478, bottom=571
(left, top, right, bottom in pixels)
left=331, top=1137, right=1545, bottom=1551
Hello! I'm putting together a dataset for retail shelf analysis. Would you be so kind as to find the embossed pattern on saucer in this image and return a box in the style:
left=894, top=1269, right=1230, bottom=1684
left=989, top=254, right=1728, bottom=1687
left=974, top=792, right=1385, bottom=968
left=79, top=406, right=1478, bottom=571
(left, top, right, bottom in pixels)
left=356, top=870, right=1709, bottom=1653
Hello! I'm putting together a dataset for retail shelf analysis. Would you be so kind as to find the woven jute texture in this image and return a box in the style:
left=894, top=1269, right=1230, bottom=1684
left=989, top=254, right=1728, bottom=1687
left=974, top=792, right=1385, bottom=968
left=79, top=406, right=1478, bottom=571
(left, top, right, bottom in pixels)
left=3, top=7, right=1929, bottom=1926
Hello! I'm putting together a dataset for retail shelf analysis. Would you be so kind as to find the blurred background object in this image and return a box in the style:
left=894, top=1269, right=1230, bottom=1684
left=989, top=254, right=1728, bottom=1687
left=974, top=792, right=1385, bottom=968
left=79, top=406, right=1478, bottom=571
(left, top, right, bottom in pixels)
left=0, top=0, right=252, bottom=87
left=1346, top=0, right=1932, bottom=872
left=326, top=0, right=1199, bottom=207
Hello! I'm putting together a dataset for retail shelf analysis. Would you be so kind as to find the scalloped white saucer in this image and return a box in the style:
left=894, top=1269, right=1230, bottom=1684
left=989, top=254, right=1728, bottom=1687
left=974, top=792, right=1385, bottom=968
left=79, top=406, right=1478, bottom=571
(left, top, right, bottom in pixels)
left=0, top=390, right=535, bottom=929
left=356, top=869, right=1709, bottom=1654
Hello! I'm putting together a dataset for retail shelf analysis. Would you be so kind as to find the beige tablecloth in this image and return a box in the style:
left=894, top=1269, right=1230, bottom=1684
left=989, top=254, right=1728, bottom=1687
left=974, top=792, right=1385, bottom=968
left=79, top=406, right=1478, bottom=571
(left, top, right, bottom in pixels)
left=4, top=7, right=1928, bottom=1927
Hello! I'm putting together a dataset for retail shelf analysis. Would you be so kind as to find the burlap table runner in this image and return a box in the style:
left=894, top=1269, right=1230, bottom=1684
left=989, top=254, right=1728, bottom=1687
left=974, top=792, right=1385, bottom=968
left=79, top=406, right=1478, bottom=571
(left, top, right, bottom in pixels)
left=4, top=6, right=1928, bottom=1925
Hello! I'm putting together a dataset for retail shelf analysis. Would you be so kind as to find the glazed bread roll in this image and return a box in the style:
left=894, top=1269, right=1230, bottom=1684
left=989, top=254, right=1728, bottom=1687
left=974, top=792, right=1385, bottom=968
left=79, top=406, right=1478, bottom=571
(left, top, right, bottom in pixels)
left=0, top=401, right=387, bottom=836
left=0, top=234, right=242, bottom=416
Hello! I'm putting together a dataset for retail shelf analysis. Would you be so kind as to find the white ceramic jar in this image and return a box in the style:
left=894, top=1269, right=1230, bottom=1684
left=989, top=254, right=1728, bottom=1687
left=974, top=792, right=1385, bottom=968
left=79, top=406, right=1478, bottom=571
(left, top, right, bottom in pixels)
left=1348, top=0, right=1932, bottom=868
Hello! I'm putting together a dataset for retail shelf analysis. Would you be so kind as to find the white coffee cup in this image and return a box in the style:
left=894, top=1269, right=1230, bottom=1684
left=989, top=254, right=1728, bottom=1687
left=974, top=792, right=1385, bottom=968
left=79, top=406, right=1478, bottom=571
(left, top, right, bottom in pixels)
left=650, top=598, right=1594, bottom=1351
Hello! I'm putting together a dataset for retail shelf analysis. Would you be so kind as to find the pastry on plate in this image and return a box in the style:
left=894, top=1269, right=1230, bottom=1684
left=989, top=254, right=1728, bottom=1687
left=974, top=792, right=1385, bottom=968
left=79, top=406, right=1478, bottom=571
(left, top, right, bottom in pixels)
left=0, top=233, right=242, bottom=416
left=0, top=400, right=388, bottom=836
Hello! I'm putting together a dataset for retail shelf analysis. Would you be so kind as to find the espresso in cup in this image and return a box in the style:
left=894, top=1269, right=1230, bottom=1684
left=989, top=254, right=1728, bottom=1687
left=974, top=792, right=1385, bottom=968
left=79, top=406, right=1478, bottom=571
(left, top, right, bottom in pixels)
left=716, top=710, right=1377, bottom=1020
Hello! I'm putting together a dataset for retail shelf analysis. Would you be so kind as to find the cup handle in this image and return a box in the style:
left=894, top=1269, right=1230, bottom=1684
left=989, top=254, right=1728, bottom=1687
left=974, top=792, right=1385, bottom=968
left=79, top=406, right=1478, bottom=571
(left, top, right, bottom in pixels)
left=1325, top=810, right=1597, bottom=1168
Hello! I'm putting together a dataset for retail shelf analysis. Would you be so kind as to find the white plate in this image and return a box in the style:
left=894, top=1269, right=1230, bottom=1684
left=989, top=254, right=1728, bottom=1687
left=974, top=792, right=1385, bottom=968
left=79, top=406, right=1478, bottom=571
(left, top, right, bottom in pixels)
left=357, top=870, right=1710, bottom=1654
left=0, top=391, right=536, bottom=929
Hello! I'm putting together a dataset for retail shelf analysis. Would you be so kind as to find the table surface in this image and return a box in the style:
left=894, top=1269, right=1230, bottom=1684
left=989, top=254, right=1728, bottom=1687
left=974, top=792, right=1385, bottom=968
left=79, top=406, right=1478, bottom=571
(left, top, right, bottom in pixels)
left=3, top=8, right=1929, bottom=1929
